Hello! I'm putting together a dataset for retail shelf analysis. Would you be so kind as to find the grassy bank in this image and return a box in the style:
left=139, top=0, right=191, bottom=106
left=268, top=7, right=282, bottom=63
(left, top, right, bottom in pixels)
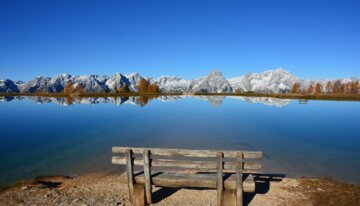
left=1, top=92, right=360, bottom=101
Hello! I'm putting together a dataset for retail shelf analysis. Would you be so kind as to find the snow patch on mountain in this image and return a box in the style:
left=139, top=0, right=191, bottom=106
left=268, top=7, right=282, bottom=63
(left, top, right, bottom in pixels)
left=188, top=70, right=232, bottom=93
left=124, top=73, right=142, bottom=92
left=156, top=76, right=191, bottom=93
left=105, top=73, right=130, bottom=92
left=228, top=68, right=299, bottom=93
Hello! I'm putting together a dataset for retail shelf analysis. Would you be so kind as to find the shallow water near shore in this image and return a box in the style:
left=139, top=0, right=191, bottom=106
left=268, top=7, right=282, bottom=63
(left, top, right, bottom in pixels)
left=0, top=95, right=359, bottom=185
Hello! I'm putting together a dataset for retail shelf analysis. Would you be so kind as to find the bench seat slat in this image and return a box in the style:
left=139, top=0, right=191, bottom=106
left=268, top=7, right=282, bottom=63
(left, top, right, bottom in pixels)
left=112, top=147, right=262, bottom=159
left=118, top=171, right=255, bottom=193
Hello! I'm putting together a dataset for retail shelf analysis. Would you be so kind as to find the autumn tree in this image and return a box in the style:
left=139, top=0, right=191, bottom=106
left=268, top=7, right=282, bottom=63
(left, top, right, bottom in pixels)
left=306, top=84, right=314, bottom=94
left=63, top=82, right=74, bottom=94
left=325, top=82, right=333, bottom=94
left=332, top=80, right=342, bottom=94
left=315, top=83, right=322, bottom=94
left=148, top=83, right=159, bottom=93
left=346, top=80, right=359, bottom=94
left=340, top=83, right=345, bottom=94
left=235, top=88, right=242, bottom=94
left=117, top=85, right=130, bottom=93
left=344, top=82, right=352, bottom=94
left=352, top=81, right=360, bottom=94
left=137, top=78, right=160, bottom=93
left=291, top=82, right=301, bottom=94
left=138, top=78, right=149, bottom=93
left=74, top=83, right=84, bottom=94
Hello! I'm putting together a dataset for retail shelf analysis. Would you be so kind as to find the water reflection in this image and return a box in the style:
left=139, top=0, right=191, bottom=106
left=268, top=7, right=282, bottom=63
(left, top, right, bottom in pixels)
left=0, top=95, right=293, bottom=107
left=0, top=94, right=359, bottom=185
left=228, top=96, right=292, bottom=107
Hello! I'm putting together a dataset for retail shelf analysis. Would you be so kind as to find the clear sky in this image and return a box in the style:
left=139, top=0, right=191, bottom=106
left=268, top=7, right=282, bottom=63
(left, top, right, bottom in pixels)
left=0, top=0, right=359, bottom=81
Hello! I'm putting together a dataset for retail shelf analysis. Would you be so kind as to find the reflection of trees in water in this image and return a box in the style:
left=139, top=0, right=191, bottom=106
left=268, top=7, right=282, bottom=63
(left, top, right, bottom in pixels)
left=65, top=97, right=74, bottom=105
left=63, top=95, right=160, bottom=107
left=298, top=99, right=308, bottom=104
left=1, top=95, right=293, bottom=107
left=137, top=95, right=159, bottom=107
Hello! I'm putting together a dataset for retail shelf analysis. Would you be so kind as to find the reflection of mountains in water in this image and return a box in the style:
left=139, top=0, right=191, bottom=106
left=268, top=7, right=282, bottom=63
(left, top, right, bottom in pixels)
left=227, top=96, right=292, bottom=107
left=0, top=95, right=292, bottom=107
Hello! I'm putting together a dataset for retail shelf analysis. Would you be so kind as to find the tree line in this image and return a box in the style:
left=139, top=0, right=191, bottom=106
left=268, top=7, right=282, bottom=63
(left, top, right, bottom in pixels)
left=291, top=80, right=359, bottom=94
left=63, top=82, right=84, bottom=95
left=62, top=78, right=160, bottom=94
left=137, top=78, right=160, bottom=93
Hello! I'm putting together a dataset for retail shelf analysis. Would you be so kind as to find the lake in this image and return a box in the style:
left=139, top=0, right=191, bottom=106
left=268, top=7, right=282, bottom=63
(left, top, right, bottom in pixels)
left=0, top=95, right=359, bottom=185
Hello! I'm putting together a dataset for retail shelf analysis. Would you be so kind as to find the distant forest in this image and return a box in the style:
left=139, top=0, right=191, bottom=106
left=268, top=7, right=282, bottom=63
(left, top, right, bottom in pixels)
left=290, top=80, right=359, bottom=95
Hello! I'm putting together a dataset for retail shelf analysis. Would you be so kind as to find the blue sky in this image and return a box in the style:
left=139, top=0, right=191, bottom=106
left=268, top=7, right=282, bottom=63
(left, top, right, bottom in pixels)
left=0, top=0, right=359, bottom=81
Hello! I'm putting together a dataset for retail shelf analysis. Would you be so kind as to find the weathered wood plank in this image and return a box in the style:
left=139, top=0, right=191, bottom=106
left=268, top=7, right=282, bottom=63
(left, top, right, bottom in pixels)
left=224, top=162, right=261, bottom=170
left=125, top=149, right=135, bottom=203
left=143, top=150, right=152, bottom=204
left=236, top=152, right=243, bottom=206
left=118, top=171, right=255, bottom=192
left=148, top=173, right=216, bottom=188
left=112, top=147, right=262, bottom=159
left=133, top=184, right=145, bottom=206
left=112, top=156, right=261, bottom=170
left=217, top=152, right=223, bottom=206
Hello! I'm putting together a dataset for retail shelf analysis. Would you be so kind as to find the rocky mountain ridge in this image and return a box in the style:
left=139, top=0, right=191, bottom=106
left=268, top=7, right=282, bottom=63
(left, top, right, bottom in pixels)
left=1, top=69, right=359, bottom=94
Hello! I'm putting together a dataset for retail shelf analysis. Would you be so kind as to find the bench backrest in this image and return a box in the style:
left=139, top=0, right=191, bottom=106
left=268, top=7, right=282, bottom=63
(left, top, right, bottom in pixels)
left=112, top=147, right=262, bottom=173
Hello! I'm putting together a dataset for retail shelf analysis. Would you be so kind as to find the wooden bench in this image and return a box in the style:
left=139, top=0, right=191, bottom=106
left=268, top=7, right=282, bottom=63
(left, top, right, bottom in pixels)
left=112, top=147, right=262, bottom=206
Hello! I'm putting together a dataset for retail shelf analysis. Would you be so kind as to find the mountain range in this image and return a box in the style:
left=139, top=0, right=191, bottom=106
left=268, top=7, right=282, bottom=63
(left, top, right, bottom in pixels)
left=0, top=68, right=358, bottom=94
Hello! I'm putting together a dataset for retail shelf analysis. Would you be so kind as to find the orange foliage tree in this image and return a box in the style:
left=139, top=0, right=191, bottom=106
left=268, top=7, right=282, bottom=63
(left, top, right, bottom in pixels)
left=235, top=88, right=242, bottom=94
left=332, top=80, right=342, bottom=94
left=117, top=85, right=130, bottom=93
left=325, top=82, right=333, bottom=94
left=306, top=84, right=314, bottom=94
left=138, top=78, right=149, bottom=93
left=74, top=84, right=84, bottom=94
left=315, top=83, right=322, bottom=94
left=138, top=78, right=160, bottom=93
left=291, top=82, right=301, bottom=93
left=344, top=82, right=352, bottom=94
left=63, top=82, right=74, bottom=94
left=345, top=81, right=359, bottom=94
left=148, top=83, right=159, bottom=93
left=352, top=81, right=360, bottom=94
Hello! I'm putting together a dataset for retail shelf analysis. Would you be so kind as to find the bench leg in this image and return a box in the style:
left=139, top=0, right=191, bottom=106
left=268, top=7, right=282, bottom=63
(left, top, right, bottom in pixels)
left=217, top=152, right=224, bottom=206
left=143, top=149, right=152, bottom=204
left=222, top=189, right=236, bottom=206
left=126, top=149, right=135, bottom=203
left=133, top=184, right=146, bottom=206
left=236, top=182, right=243, bottom=206
left=236, top=152, right=243, bottom=206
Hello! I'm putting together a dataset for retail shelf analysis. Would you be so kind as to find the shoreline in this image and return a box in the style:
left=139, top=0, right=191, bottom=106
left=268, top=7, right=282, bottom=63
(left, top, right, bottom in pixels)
left=1, top=92, right=360, bottom=101
left=1, top=172, right=359, bottom=206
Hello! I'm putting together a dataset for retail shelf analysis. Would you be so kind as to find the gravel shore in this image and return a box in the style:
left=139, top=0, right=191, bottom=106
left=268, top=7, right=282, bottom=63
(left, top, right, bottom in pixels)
left=0, top=172, right=359, bottom=206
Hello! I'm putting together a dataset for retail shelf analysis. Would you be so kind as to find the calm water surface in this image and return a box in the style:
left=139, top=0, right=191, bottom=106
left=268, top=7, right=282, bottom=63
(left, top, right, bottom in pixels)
left=0, top=96, right=359, bottom=185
